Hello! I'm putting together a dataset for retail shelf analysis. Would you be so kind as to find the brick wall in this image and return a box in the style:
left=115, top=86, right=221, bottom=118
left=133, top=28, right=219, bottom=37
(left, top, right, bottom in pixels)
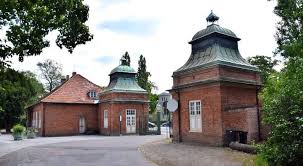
left=99, top=102, right=148, bottom=135
left=29, top=103, right=44, bottom=136
left=43, top=103, right=98, bottom=136
left=171, top=83, right=224, bottom=146
left=99, top=91, right=149, bottom=136
left=222, top=107, right=258, bottom=143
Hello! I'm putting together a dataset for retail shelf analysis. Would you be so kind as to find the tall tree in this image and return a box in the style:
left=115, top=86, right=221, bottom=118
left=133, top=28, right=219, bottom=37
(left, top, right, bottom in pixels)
left=136, top=55, right=157, bottom=113
left=248, top=55, right=279, bottom=84
left=122, top=51, right=131, bottom=66
left=137, top=55, right=152, bottom=93
left=260, top=1, right=303, bottom=165
left=37, top=59, right=63, bottom=92
left=0, top=68, right=44, bottom=132
left=0, top=0, right=93, bottom=67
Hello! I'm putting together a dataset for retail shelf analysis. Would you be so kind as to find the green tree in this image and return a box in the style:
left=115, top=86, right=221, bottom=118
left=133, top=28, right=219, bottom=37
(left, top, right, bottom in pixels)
left=248, top=55, right=279, bottom=84
left=37, top=59, right=63, bottom=92
left=260, top=0, right=303, bottom=165
left=136, top=55, right=157, bottom=113
left=122, top=51, right=131, bottom=66
left=0, top=0, right=93, bottom=67
left=0, top=68, right=44, bottom=132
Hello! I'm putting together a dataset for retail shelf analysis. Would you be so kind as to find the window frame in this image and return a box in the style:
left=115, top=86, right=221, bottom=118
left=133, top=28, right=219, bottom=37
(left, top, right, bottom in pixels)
left=188, top=100, right=202, bottom=132
left=88, top=91, right=97, bottom=98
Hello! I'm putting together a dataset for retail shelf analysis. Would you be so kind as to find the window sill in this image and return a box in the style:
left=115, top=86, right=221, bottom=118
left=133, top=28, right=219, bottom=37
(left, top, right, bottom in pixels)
left=189, top=129, right=202, bottom=133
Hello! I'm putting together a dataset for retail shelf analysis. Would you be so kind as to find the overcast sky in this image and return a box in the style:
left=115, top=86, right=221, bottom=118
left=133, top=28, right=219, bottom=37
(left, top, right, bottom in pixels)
left=10, top=0, right=279, bottom=93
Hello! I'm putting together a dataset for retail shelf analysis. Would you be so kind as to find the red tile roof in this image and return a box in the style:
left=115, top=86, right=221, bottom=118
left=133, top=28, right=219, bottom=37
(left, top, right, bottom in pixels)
left=40, top=74, right=103, bottom=104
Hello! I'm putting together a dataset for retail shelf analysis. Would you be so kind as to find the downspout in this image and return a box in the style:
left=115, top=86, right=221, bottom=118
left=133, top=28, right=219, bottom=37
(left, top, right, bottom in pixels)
left=176, top=89, right=182, bottom=142
left=256, top=87, right=261, bottom=141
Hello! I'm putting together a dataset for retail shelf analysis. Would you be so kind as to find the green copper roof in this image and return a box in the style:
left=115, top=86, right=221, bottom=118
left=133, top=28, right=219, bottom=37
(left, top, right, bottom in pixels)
left=174, top=44, right=258, bottom=74
left=103, top=77, right=146, bottom=93
left=190, top=24, right=239, bottom=43
left=103, top=58, right=147, bottom=93
left=174, top=12, right=258, bottom=75
left=110, top=65, right=136, bottom=75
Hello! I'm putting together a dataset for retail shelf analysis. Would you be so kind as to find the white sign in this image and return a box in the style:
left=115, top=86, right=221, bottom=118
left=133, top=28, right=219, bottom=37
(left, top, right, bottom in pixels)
left=167, top=99, right=178, bottom=112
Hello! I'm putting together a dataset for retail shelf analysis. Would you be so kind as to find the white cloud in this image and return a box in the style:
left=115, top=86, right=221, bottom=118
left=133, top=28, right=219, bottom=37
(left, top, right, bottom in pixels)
left=10, top=0, right=279, bottom=93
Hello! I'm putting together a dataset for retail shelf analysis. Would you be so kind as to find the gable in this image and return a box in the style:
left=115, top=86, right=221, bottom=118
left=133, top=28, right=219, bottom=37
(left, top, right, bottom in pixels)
left=41, top=74, right=102, bottom=104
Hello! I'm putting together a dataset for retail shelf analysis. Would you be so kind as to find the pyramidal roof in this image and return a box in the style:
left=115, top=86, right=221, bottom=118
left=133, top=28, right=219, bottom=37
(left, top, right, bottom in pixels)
left=102, top=57, right=146, bottom=93
left=174, top=11, right=258, bottom=75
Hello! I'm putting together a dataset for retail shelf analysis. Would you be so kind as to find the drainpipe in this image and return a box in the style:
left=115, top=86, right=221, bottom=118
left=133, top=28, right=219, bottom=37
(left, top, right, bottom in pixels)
left=176, top=89, right=182, bottom=142
left=256, top=87, right=261, bottom=141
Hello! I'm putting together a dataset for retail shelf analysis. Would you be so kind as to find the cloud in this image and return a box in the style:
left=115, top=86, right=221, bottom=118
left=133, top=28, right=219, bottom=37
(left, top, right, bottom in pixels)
left=98, top=19, right=158, bottom=36
left=10, top=0, right=279, bottom=93
left=95, top=56, right=117, bottom=64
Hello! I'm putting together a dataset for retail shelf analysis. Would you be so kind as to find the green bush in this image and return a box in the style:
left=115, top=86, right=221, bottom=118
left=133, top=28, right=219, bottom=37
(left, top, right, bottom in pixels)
left=11, top=124, right=25, bottom=135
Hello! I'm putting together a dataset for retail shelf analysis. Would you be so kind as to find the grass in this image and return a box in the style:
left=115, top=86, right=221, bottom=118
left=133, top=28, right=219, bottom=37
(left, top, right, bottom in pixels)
left=243, top=154, right=269, bottom=166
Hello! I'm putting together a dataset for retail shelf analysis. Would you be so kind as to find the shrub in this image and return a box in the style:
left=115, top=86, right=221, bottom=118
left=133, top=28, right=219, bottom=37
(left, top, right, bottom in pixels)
left=11, top=124, right=25, bottom=135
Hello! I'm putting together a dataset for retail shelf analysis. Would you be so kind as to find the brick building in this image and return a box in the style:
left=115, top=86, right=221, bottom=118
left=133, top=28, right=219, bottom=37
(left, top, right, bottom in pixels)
left=27, top=58, right=148, bottom=136
left=169, top=12, right=261, bottom=146
left=99, top=58, right=149, bottom=135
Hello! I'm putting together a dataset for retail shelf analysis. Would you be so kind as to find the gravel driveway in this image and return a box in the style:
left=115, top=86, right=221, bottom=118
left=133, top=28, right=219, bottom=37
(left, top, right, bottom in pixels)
left=139, top=139, right=254, bottom=166
left=0, top=135, right=163, bottom=166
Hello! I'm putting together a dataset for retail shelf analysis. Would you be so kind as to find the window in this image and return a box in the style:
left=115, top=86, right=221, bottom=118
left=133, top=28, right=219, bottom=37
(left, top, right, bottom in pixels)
left=189, top=100, right=202, bottom=132
left=104, top=110, right=108, bottom=128
left=88, top=91, right=97, bottom=98
left=38, top=111, right=41, bottom=128
left=32, top=112, right=36, bottom=128
left=36, top=111, right=39, bottom=128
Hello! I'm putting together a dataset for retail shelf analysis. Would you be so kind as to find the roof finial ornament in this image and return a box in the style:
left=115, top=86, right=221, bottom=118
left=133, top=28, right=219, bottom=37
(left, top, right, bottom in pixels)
left=120, top=56, right=128, bottom=66
left=206, top=10, right=219, bottom=24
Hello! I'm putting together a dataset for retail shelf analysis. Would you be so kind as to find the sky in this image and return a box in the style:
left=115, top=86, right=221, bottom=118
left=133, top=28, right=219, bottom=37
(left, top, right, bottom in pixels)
left=10, top=0, right=279, bottom=93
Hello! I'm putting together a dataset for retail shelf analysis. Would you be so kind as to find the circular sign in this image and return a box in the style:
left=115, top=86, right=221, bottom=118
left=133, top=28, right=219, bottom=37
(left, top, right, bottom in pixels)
left=167, top=99, right=178, bottom=112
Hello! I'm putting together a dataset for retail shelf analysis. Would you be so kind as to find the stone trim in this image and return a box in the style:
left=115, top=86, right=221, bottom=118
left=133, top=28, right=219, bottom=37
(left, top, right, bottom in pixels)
left=99, top=99, right=149, bottom=104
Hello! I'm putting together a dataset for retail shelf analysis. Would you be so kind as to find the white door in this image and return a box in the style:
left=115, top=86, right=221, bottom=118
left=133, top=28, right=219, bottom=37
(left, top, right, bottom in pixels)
left=126, top=109, right=136, bottom=133
left=79, top=117, right=86, bottom=134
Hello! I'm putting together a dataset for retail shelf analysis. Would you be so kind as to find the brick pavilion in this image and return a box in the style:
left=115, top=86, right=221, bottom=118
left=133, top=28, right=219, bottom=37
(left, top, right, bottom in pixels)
left=169, top=11, right=262, bottom=146
left=27, top=57, right=149, bottom=136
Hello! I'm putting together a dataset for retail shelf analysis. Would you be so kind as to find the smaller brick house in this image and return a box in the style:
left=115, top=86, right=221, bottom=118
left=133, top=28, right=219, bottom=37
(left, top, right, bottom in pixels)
left=27, top=72, right=102, bottom=136
left=169, top=12, right=262, bottom=146
left=27, top=58, right=149, bottom=136
left=99, top=57, right=149, bottom=135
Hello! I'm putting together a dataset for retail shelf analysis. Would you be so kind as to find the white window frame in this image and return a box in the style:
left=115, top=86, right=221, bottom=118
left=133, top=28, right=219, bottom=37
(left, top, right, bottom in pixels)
left=38, top=111, right=42, bottom=128
left=104, top=110, right=108, bottom=128
left=88, top=91, right=97, bottom=98
left=36, top=111, right=39, bottom=128
left=189, top=100, right=202, bottom=132
left=32, top=112, right=36, bottom=128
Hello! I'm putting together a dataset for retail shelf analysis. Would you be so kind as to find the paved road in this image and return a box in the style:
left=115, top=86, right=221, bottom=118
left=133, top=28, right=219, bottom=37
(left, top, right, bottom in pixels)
left=0, top=135, right=163, bottom=166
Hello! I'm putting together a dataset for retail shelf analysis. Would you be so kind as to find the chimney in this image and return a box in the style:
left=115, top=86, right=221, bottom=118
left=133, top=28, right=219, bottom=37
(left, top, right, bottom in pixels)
left=66, top=75, right=70, bottom=80
left=61, top=77, right=66, bottom=84
left=72, top=72, right=76, bottom=76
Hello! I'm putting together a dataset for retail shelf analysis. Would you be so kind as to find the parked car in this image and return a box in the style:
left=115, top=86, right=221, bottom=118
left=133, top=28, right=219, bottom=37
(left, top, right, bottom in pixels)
left=161, top=121, right=171, bottom=127
left=148, top=122, right=158, bottom=131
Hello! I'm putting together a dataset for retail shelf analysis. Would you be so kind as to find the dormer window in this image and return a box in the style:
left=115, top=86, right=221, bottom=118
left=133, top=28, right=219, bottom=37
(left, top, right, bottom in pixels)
left=88, top=91, right=97, bottom=98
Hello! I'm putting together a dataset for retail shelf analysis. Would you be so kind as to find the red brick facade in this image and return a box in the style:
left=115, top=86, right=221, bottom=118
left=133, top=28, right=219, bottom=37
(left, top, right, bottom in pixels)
left=27, top=68, right=149, bottom=136
left=171, top=66, right=261, bottom=146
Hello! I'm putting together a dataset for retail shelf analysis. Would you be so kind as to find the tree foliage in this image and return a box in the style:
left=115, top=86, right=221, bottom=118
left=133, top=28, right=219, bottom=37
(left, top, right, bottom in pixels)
left=260, top=0, right=303, bottom=165
left=122, top=51, right=131, bottom=66
left=0, top=68, right=44, bottom=132
left=248, top=55, right=279, bottom=83
left=0, top=0, right=93, bottom=67
left=136, top=55, right=157, bottom=113
left=37, top=59, right=63, bottom=92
